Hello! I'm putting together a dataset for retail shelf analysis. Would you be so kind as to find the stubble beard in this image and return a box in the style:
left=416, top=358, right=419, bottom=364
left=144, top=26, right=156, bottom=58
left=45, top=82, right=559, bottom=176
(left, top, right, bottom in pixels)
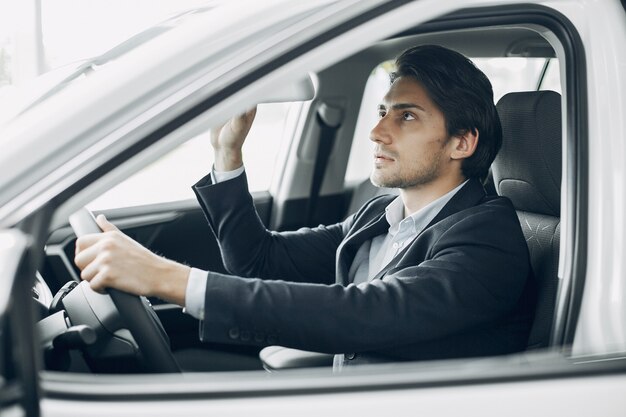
left=370, top=148, right=445, bottom=190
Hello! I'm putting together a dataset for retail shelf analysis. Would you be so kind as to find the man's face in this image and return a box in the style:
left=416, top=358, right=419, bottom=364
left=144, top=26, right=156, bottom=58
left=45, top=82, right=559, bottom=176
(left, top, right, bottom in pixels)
left=369, top=76, right=452, bottom=189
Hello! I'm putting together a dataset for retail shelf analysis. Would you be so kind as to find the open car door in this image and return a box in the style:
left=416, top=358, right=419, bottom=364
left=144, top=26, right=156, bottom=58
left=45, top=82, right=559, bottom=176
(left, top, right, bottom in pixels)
left=0, top=229, right=41, bottom=417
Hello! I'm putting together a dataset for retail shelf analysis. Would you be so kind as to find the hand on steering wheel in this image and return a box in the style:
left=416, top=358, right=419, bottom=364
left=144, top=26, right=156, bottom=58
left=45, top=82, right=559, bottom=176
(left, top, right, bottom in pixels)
left=70, top=208, right=181, bottom=373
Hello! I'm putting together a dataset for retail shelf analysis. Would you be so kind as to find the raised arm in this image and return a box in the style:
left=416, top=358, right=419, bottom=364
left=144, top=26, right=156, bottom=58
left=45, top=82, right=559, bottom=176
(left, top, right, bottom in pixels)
left=197, top=109, right=347, bottom=284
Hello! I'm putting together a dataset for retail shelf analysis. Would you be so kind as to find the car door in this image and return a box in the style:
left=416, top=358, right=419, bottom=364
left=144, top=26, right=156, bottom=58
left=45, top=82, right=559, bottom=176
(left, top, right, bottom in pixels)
left=0, top=229, right=41, bottom=417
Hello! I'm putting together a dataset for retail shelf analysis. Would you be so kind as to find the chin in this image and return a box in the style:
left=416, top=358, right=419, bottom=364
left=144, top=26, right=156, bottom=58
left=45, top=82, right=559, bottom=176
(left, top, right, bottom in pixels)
left=371, top=172, right=398, bottom=189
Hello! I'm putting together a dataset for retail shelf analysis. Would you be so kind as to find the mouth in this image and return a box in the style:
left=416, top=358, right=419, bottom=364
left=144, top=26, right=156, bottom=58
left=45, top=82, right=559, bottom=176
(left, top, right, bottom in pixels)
left=374, top=153, right=395, bottom=164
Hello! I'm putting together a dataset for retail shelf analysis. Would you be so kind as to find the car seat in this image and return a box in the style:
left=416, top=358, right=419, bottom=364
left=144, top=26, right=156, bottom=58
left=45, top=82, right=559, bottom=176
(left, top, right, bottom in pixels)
left=492, top=90, right=562, bottom=349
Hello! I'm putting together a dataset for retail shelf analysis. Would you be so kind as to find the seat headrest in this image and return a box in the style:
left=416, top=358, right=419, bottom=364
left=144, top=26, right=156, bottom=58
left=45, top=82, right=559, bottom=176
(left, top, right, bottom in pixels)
left=492, top=91, right=562, bottom=217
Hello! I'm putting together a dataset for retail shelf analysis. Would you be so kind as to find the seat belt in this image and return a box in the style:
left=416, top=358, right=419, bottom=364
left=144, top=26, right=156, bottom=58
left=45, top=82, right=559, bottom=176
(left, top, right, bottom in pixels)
left=306, top=102, right=343, bottom=226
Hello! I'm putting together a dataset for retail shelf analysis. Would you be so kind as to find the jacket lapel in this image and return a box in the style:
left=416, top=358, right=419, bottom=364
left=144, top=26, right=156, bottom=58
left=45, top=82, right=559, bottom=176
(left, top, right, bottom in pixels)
left=423, top=178, right=486, bottom=231
left=336, top=209, right=390, bottom=285
left=369, top=178, right=487, bottom=281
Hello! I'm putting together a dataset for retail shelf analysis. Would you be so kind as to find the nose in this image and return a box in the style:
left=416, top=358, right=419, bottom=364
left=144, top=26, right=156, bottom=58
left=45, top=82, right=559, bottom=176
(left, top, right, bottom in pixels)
left=369, top=116, right=391, bottom=145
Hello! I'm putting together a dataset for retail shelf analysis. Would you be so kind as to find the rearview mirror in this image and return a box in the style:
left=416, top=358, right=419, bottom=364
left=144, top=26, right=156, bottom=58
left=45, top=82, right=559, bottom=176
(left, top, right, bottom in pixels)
left=259, top=73, right=316, bottom=103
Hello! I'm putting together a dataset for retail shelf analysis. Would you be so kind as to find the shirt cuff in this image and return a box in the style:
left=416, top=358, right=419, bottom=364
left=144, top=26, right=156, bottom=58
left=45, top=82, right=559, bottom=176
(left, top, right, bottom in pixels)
left=184, top=267, right=208, bottom=320
left=211, top=164, right=245, bottom=184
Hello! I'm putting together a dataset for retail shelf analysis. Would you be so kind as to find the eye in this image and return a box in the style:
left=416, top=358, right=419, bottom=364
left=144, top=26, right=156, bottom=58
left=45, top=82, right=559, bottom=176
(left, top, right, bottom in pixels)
left=402, top=112, right=415, bottom=121
left=378, top=109, right=387, bottom=119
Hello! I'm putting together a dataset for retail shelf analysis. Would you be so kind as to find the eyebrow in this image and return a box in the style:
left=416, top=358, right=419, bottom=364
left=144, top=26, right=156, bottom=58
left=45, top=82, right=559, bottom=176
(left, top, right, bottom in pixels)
left=378, top=103, right=427, bottom=113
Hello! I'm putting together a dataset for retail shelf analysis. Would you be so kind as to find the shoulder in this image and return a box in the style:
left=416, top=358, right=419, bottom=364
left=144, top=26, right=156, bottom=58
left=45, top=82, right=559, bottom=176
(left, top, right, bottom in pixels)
left=479, top=194, right=518, bottom=219
left=433, top=194, right=524, bottom=247
left=454, top=195, right=518, bottom=227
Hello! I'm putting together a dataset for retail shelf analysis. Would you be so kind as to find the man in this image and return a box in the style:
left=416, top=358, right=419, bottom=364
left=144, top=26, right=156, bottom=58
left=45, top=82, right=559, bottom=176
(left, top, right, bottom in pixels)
left=75, top=45, right=535, bottom=366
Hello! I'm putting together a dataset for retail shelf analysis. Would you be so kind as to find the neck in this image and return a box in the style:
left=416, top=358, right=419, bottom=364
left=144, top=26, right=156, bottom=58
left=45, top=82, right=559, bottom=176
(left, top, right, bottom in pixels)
left=400, top=174, right=466, bottom=217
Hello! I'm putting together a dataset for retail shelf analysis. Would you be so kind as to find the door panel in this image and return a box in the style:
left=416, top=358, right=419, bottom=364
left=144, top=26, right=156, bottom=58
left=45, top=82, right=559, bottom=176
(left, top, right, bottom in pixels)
left=43, top=191, right=274, bottom=281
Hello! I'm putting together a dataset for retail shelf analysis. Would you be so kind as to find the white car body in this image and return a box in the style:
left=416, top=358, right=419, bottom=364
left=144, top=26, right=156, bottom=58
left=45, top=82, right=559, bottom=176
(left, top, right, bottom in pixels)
left=1, top=0, right=625, bottom=415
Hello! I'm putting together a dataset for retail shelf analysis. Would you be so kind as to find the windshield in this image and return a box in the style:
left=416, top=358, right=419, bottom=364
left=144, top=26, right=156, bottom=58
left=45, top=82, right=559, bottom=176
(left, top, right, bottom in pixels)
left=0, top=4, right=218, bottom=126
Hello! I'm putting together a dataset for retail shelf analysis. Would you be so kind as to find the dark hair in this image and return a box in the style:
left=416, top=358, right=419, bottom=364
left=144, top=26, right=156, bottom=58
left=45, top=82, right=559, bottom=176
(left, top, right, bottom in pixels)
left=392, top=45, right=502, bottom=180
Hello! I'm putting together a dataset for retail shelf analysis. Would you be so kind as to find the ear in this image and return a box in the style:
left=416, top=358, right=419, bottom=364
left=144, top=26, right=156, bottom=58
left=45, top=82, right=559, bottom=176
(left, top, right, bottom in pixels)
left=450, top=128, right=479, bottom=160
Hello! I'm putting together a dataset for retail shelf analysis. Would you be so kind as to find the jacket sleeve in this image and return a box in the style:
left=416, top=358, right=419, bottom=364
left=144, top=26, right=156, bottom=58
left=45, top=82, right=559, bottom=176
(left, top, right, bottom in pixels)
left=198, top=199, right=532, bottom=354
left=193, top=171, right=351, bottom=285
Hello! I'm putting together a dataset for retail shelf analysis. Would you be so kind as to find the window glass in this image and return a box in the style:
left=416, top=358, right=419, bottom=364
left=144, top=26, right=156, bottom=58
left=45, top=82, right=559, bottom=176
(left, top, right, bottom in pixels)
left=87, top=102, right=295, bottom=210
left=472, top=58, right=546, bottom=102
left=344, top=64, right=393, bottom=185
left=345, top=57, right=560, bottom=184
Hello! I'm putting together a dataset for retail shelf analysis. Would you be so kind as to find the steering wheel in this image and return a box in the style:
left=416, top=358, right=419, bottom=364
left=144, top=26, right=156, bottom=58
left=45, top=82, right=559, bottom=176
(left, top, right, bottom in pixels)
left=69, top=208, right=181, bottom=373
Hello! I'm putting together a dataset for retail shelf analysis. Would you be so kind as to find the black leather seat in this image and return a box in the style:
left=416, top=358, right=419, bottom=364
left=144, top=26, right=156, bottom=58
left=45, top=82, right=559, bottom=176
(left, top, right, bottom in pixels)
left=492, top=90, right=562, bottom=349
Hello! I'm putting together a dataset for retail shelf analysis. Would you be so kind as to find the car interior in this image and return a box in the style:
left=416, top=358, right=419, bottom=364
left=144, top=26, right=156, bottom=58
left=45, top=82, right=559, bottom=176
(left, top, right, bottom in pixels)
left=33, top=17, right=568, bottom=375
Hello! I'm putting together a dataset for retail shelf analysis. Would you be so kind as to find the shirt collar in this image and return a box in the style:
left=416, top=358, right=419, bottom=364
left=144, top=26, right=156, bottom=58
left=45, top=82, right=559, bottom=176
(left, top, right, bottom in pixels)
left=385, top=180, right=469, bottom=236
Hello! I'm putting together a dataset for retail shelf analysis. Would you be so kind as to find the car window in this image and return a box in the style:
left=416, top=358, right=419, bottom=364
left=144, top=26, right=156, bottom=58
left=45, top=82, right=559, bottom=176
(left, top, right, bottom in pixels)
left=345, top=57, right=562, bottom=184
left=538, top=58, right=561, bottom=92
left=472, top=57, right=560, bottom=101
left=87, top=102, right=298, bottom=210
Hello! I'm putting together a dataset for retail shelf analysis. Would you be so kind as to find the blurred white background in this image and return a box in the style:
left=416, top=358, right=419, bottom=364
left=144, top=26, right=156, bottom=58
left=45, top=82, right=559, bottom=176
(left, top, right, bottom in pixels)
left=0, top=0, right=208, bottom=88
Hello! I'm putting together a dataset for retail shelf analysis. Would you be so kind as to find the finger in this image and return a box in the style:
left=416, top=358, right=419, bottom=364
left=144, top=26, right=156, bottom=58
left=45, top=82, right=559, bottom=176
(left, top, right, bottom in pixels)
left=233, top=107, right=257, bottom=131
left=75, top=233, right=106, bottom=253
left=96, top=214, right=119, bottom=232
left=89, top=268, right=144, bottom=297
left=88, top=270, right=111, bottom=294
left=243, top=106, right=257, bottom=120
left=78, top=252, right=106, bottom=282
left=74, top=239, right=103, bottom=271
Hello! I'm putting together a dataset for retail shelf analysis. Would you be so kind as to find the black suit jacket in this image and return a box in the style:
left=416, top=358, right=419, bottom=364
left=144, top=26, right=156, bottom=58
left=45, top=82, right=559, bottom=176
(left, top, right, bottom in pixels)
left=193, top=172, right=535, bottom=365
